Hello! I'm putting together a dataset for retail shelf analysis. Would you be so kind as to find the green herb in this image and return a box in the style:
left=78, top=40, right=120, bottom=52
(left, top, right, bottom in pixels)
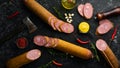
left=38, top=61, right=52, bottom=68
left=90, top=42, right=100, bottom=62
left=53, top=7, right=64, bottom=20
left=47, top=49, right=68, bottom=58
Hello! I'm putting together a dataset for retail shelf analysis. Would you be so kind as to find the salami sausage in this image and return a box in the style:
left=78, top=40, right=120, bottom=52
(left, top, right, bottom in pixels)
left=33, top=35, right=47, bottom=46
left=96, top=39, right=119, bottom=68
left=7, top=49, right=41, bottom=68
left=60, top=23, right=74, bottom=33
left=78, top=4, right=84, bottom=16
left=24, top=0, right=74, bottom=33
left=33, top=35, right=93, bottom=59
left=96, top=20, right=113, bottom=35
left=83, top=3, right=93, bottom=19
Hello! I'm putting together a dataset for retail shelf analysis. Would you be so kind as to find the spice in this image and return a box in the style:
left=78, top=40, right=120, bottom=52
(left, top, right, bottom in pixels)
left=72, top=33, right=90, bottom=44
left=64, top=13, right=74, bottom=23
left=52, top=60, right=63, bottom=67
left=77, top=38, right=90, bottom=44
left=7, top=11, right=20, bottom=19
left=16, top=37, right=28, bottom=49
left=111, top=26, right=118, bottom=40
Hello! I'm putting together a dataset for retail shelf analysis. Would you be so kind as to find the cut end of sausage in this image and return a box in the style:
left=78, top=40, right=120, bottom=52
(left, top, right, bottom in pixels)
left=33, top=35, right=47, bottom=46
left=26, top=49, right=41, bottom=60
left=87, top=50, right=94, bottom=59
left=78, top=4, right=84, bottom=16
left=96, top=39, right=107, bottom=51
left=60, top=23, right=74, bottom=33
left=83, top=3, right=93, bottom=19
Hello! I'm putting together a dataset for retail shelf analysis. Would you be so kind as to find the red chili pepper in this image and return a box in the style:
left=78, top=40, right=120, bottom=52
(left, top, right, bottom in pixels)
left=7, top=11, right=20, bottom=19
left=52, top=60, right=63, bottom=67
left=72, top=33, right=90, bottom=44
left=76, top=38, right=90, bottom=44
left=111, top=26, right=118, bottom=40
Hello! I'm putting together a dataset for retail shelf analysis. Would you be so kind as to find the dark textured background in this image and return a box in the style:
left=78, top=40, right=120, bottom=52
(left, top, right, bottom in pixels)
left=0, top=0, right=120, bottom=68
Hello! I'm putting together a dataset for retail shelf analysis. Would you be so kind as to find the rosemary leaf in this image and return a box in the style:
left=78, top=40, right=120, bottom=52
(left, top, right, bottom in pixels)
left=90, top=42, right=100, bottom=62
left=38, top=61, right=52, bottom=68
left=53, top=7, right=64, bottom=20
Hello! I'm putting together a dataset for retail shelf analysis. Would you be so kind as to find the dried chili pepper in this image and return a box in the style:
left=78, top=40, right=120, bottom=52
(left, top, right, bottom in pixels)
left=76, top=38, right=90, bottom=44
left=72, top=33, right=90, bottom=44
left=111, top=26, right=118, bottom=40
left=52, top=60, right=63, bottom=67
left=16, top=37, right=28, bottom=49
left=7, top=11, right=20, bottom=19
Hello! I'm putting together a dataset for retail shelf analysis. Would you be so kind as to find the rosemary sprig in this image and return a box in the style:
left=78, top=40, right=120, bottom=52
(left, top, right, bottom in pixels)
left=38, top=61, right=52, bottom=68
left=90, top=42, right=100, bottom=62
left=53, top=7, right=64, bottom=20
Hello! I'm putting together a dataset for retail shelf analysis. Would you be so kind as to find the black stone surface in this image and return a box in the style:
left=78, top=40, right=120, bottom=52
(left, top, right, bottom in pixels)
left=0, top=0, right=120, bottom=68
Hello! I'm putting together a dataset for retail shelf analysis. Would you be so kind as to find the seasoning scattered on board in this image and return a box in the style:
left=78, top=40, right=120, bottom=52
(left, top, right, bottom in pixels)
left=64, top=13, right=74, bottom=23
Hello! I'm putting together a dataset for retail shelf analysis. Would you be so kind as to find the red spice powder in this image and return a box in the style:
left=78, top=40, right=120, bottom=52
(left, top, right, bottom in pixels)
left=16, top=37, right=28, bottom=49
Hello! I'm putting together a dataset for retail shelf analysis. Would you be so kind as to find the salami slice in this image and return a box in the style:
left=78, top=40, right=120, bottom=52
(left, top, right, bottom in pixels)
left=54, top=20, right=63, bottom=32
left=52, top=38, right=59, bottom=48
left=83, top=3, right=93, bottom=19
left=96, top=39, right=107, bottom=51
left=78, top=4, right=84, bottom=16
left=97, top=21, right=113, bottom=34
left=45, top=38, right=53, bottom=48
left=33, top=35, right=47, bottom=46
left=60, top=23, right=74, bottom=33
left=48, top=16, right=57, bottom=30
left=50, top=18, right=57, bottom=30
left=26, top=49, right=41, bottom=60
left=99, top=19, right=112, bottom=25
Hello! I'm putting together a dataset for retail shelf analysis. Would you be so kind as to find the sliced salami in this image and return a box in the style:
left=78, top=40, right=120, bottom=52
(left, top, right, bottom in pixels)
left=44, top=38, right=53, bottom=48
left=97, top=21, right=113, bottom=34
left=52, top=38, right=59, bottom=48
left=99, top=19, right=112, bottom=25
left=78, top=4, right=84, bottom=16
left=60, top=23, right=74, bottom=33
left=33, top=35, right=47, bottom=46
left=50, top=18, right=57, bottom=30
left=54, top=20, right=63, bottom=32
left=44, top=36, right=49, bottom=43
left=83, top=3, right=93, bottom=19
left=48, top=16, right=57, bottom=30
left=26, top=49, right=41, bottom=60
left=48, top=16, right=53, bottom=25
left=96, top=39, right=107, bottom=51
